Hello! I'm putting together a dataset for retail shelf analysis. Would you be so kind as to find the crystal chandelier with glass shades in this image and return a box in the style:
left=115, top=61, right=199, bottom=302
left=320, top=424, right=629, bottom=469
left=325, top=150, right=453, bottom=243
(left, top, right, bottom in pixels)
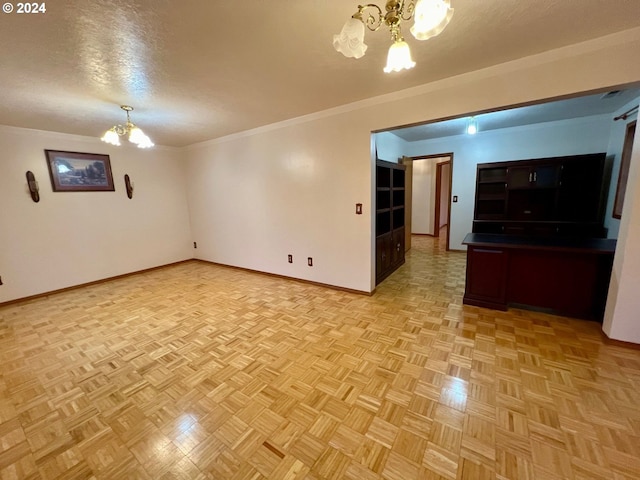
left=333, top=0, right=453, bottom=73
left=101, top=105, right=154, bottom=149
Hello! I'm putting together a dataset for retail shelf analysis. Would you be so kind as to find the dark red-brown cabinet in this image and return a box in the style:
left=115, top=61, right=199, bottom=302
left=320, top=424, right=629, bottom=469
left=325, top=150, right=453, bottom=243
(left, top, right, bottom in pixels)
left=465, top=153, right=615, bottom=321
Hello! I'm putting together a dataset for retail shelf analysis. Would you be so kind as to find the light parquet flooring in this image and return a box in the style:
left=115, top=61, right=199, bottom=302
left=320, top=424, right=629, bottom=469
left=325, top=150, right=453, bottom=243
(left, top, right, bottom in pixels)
left=1, top=235, right=640, bottom=479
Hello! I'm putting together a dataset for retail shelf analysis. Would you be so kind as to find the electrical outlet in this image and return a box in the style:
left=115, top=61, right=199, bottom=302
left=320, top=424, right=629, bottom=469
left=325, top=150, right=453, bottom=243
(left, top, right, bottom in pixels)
left=288, top=254, right=293, bottom=263
left=308, top=257, right=313, bottom=267
left=193, top=242, right=197, bottom=248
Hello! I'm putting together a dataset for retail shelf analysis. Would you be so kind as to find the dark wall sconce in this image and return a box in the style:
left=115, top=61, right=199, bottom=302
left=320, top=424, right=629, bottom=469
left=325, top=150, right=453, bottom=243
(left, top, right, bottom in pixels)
left=124, top=174, right=134, bottom=199
left=26, top=171, right=40, bottom=203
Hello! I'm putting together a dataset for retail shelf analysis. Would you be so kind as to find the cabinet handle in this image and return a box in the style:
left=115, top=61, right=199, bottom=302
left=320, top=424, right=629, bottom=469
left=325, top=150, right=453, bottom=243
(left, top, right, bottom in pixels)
left=529, top=172, right=533, bottom=182
left=474, top=248, right=504, bottom=254
left=397, top=243, right=401, bottom=251
left=533, top=172, right=537, bottom=182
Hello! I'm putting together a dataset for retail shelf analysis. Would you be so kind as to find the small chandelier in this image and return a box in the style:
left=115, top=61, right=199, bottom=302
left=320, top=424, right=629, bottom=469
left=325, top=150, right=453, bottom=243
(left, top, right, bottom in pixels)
left=333, top=0, right=454, bottom=73
left=101, top=105, right=154, bottom=149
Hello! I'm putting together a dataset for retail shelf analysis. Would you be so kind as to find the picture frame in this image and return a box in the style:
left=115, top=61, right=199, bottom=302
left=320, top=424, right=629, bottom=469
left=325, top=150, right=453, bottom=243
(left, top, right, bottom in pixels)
left=45, top=150, right=115, bottom=192
left=613, top=120, right=637, bottom=219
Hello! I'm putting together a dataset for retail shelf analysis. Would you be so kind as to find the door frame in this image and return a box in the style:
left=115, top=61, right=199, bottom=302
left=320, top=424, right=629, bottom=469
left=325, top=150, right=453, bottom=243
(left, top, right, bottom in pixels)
left=434, top=160, right=452, bottom=238
left=405, top=153, right=454, bottom=251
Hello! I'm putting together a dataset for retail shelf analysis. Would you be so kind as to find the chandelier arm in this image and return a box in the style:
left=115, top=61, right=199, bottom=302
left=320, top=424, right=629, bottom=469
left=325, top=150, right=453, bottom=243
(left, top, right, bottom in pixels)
left=400, top=0, right=416, bottom=22
left=355, top=4, right=384, bottom=31
left=114, top=125, right=127, bottom=136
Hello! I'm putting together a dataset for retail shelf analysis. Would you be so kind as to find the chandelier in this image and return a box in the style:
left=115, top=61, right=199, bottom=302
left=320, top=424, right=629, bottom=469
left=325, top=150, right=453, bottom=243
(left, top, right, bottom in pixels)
left=101, top=105, right=154, bottom=149
left=333, top=0, right=454, bottom=73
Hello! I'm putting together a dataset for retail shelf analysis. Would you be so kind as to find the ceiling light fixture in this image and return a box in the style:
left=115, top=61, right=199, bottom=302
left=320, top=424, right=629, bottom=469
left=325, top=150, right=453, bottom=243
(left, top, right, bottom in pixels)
left=101, top=105, right=154, bottom=148
left=333, top=0, right=453, bottom=73
left=466, top=116, right=478, bottom=135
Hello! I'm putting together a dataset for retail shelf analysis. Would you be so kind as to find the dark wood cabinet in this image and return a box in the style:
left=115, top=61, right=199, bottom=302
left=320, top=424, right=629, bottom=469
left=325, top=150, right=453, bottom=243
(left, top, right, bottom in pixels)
left=473, top=153, right=607, bottom=237
left=467, top=153, right=614, bottom=321
left=463, top=234, right=615, bottom=321
left=376, top=160, right=405, bottom=284
left=464, top=246, right=508, bottom=310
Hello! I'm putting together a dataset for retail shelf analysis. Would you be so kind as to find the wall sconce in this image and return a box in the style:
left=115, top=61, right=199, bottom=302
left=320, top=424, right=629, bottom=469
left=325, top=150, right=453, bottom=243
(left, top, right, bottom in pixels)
left=124, top=174, right=134, bottom=199
left=26, top=171, right=40, bottom=202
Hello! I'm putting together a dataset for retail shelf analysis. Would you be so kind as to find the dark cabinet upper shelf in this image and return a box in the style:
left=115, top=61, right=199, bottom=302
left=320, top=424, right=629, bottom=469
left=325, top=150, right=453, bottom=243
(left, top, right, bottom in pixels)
left=473, top=153, right=607, bottom=238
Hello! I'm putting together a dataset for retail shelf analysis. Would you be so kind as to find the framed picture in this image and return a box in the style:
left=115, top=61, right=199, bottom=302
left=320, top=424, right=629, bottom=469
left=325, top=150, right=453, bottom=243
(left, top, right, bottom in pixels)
left=45, top=150, right=115, bottom=192
left=613, top=120, right=637, bottom=219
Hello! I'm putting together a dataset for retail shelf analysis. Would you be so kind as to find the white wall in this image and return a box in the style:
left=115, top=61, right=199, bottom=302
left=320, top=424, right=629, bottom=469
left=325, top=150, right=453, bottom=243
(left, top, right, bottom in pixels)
left=603, top=97, right=640, bottom=238
left=402, top=115, right=613, bottom=249
left=185, top=115, right=371, bottom=292
left=185, top=27, right=640, bottom=346
left=603, top=120, right=640, bottom=343
left=412, top=159, right=436, bottom=234
left=375, top=131, right=405, bottom=163
left=0, top=126, right=193, bottom=303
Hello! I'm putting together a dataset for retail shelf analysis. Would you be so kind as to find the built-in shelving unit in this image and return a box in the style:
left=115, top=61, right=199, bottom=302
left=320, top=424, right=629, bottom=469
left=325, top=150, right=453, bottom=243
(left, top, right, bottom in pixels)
left=376, top=160, right=406, bottom=284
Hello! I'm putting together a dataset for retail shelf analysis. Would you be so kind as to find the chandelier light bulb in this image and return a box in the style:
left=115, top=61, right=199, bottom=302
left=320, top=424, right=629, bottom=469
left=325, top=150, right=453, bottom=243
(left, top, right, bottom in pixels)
left=128, top=126, right=146, bottom=144
left=136, top=135, right=155, bottom=149
left=101, top=128, right=121, bottom=146
left=383, top=39, right=416, bottom=73
left=333, top=17, right=367, bottom=59
left=411, top=0, right=454, bottom=41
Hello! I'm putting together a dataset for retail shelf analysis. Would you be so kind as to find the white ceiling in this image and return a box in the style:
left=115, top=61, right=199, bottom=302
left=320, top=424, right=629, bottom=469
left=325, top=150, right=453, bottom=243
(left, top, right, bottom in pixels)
left=388, top=89, right=640, bottom=142
left=1, top=1, right=639, bottom=147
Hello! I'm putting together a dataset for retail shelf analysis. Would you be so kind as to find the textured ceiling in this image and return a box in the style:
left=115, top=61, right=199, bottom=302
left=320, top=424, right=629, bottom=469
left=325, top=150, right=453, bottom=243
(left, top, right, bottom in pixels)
left=0, top=0, right=639, bottom=147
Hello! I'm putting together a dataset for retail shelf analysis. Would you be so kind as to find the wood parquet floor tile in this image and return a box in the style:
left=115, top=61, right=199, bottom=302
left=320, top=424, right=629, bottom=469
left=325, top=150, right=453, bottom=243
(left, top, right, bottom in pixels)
left=2, top=233, right=640, bottom=479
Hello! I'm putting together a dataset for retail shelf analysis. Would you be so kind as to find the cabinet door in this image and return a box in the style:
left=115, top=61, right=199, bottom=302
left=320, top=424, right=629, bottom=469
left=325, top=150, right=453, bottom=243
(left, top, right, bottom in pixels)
left=392, top=229, right=405, bottom=265
left=558, top=158, right=603, bottom=222
left=533, top=165, right=559, bottom=187
left=464, top=247, right=508, bottom=309
left=507, top=166, right=532, bottom=189
left=376, top=233, right=392, bottom=278
left=478, top=167, right=507, bottom=183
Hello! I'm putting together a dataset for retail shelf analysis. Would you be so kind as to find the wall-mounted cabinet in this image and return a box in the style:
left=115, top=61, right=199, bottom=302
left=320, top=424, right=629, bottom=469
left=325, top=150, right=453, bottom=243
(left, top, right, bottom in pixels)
left=473, top=153, right=607, bottom=238
left=376, top=160, right=406, bottom=284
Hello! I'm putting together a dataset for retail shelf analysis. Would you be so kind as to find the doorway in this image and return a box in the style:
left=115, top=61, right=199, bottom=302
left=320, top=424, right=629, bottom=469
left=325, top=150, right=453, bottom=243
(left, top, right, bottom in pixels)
left=402, top=153, right=453, bottom=251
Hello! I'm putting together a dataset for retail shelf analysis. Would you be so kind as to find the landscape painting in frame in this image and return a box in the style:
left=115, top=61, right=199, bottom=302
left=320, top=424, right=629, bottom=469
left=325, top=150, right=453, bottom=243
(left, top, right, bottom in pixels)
left=45, top=150, right=115, bottom=192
